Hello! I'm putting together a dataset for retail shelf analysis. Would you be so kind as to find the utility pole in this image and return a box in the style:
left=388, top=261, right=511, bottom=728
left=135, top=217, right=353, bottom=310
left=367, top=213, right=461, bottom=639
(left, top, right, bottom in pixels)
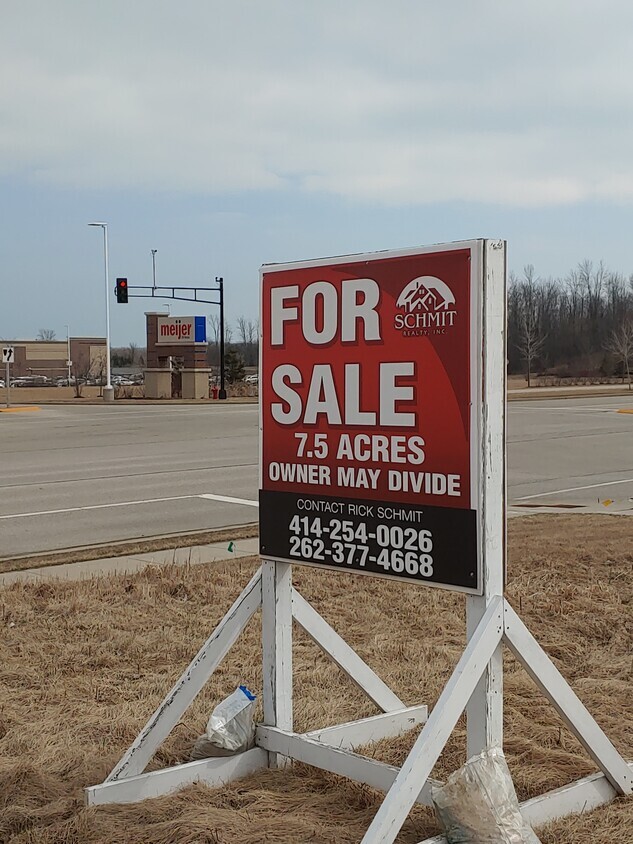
left=151, top=249, right=157, bottom=288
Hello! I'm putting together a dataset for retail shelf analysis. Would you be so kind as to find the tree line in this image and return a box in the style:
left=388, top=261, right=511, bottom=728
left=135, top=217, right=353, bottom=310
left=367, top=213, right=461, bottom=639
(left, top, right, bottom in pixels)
left=35, top=264, right=633, bottom=390
left=206, top=315, right=258, bottom=381
left=508, top=261, right=633, bottom=386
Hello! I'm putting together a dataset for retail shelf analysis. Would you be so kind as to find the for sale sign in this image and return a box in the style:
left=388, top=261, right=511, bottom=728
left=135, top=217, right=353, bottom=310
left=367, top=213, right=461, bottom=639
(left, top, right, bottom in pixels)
left=259, top=241, right=489, bottom=593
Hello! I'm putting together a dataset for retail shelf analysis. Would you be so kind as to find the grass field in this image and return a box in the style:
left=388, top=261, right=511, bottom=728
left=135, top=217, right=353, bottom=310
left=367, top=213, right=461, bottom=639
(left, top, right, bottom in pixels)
left=1, top=514, right=631, bottom=843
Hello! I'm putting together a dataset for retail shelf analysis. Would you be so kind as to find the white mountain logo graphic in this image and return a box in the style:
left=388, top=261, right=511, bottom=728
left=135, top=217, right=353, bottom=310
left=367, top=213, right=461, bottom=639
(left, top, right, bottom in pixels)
left=394, top=276, right=457, bottom=334
left=396, top=276, right=456, bottom=312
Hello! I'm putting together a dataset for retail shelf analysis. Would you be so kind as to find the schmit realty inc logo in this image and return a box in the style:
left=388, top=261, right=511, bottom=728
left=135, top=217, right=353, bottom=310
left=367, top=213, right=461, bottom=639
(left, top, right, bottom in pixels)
left=394, top=275, right=457, bottom=336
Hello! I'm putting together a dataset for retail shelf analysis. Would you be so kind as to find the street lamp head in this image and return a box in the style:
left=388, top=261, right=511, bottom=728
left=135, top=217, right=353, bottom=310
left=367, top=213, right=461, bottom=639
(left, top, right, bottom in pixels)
left=88, top=222, right=107, bottom=228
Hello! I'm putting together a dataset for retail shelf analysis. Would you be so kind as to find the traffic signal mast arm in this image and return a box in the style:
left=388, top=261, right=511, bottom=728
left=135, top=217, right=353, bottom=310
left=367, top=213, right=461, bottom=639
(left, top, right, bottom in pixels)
left=113, top=277, right=226, bottom=400
left=115, top=284, right=222, bottom=306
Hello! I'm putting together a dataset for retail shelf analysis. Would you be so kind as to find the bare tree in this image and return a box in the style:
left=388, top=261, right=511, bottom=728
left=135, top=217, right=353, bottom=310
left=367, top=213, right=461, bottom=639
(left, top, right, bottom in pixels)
left=128, top=342, right=138, bottom=365
left=72, top=349, right=106, bottom=398
left=237, top=316, right=249, bottom=348
left=236, top=316, right=259, bottom=365
left=515, top=266, right=546, bottom=387
left=207, top=314, right=221, bottom=372
left=605, top=321, right=633, bottom=390
left=247, top=319, right=258, bottom=345
left=37, top=328, right=56, bottom=341
left=507, top=259, right=633, bottom=379
left=207, top=314, right=220, bottom=347
left=517, top=319, right=546, bottom=387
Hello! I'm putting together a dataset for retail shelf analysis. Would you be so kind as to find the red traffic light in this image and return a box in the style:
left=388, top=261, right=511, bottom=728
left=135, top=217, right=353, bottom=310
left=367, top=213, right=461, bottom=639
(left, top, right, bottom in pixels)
left=116, top=277, right=129, bottom=304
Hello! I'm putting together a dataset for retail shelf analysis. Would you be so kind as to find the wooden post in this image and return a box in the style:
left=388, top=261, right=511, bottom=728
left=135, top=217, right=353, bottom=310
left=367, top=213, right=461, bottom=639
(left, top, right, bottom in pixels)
left=360, top=598, right=505, bottom=844
left=465, top=239, right=507, bottom=759
left=261, top=560, right=293, bottom=767
left=106, top=568, right=263, bottom=782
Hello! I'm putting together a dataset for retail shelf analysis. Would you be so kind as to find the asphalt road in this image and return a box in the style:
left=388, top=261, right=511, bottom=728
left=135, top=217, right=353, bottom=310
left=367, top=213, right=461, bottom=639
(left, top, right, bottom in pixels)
left=1, top=396, right=631, bottom=558
left=0, top=404, right=260, bottom=557
left=508, top=395, right=633, bottom=513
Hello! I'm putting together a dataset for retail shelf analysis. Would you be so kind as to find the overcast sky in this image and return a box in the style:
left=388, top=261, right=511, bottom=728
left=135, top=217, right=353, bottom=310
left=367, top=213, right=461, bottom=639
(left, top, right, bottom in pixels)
left=2, top=1, right=633, bottom=344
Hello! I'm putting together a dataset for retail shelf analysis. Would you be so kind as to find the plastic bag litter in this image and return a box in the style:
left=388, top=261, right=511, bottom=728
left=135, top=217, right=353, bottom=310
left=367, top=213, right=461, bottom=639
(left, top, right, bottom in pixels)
left=432, top=746, right=542, bottom=844
left=190, top=685, right=257, bottom=760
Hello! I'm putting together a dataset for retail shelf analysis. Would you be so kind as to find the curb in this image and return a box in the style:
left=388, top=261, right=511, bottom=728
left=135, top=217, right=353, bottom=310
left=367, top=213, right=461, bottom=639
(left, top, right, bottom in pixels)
left=0, top=536, right=260, bottom=587
left=0, top=523, right=259, bottom=575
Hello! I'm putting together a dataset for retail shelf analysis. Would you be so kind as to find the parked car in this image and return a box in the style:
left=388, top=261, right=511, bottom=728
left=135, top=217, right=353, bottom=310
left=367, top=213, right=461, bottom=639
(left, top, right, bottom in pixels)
left=0, top=379, right=4, bottom=388
left=244, top=374, right=259, bottom=384
left=12, top=376, right=52, bottom=387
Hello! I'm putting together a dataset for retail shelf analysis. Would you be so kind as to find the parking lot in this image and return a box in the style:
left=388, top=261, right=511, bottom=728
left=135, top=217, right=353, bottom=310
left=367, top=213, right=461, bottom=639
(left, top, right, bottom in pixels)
left=0, top=395, right=631, bottom=558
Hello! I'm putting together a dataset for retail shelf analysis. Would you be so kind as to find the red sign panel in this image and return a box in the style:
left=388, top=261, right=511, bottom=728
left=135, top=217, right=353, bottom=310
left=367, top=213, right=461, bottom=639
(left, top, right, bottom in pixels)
left=259, top=242, right=482, bottom=593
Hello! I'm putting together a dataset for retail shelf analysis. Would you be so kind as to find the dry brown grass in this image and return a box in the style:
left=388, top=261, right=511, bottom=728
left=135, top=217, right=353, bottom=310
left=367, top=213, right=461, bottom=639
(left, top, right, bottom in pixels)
left=0, top=514, right=631, bottom=843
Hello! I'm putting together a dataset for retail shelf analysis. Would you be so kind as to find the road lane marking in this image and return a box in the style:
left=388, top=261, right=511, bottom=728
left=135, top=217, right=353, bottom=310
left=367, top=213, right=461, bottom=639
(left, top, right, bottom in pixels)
left=198, top=493, right=259, bottom=507
left=0, top=462, right=259, bottom=490
left=0, top=492, right=259, bottom=520
left=0, top=495, right=199, bottom=520
left=511, top=406, right=626, bottom=413
left=515, top=476, right=633, bottom=501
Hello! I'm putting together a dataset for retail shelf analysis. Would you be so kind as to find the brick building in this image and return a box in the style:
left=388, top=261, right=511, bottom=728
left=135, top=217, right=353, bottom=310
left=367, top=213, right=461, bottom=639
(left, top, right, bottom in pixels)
left=7, top=337, right=107, bottom=379
left=145, top=313, right=209, bottom=398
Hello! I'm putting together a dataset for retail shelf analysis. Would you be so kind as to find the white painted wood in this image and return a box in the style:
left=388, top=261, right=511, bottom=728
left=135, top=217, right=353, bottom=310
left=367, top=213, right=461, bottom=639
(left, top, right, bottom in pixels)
left=106, top=568, right=263, bottom=782
left=256, top=726, right=438, bottom=806
left=503, top=601, right=632, bottom=795
left=261, top=560, right=293, bottom=767
left=520, top=761, right=633, bottom=825
left=304, top=705, right=428, bottom=750
left=417, top=833, right=449, bottom=843
left=466, top=238, right=506, bottom=759
left=292, top=587, right=404, bottom=712
left=86, top=748, right=268, bottom=806
left=360, top=596, right=504, bottom=844
left=415, top=762, right=633, bottom=844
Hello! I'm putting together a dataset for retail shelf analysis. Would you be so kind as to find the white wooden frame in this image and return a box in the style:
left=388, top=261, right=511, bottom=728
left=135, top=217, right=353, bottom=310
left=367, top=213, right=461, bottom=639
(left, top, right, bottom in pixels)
left=87, top=568, right=431, bottom=808
left=87, top=239, right=631, bottom=841
left=86, top=575, right=632, bottom=840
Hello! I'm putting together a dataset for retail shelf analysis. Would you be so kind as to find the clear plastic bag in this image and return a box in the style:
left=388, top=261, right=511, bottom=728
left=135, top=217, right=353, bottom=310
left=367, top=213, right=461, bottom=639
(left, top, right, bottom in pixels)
left=432, top=746, right=542, bottom=844
left=191, top=685, right=256, bottom=760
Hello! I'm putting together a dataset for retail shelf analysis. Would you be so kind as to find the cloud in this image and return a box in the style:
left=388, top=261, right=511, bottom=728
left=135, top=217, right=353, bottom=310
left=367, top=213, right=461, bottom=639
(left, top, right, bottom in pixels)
left=2, top=0, right=633, bottom=207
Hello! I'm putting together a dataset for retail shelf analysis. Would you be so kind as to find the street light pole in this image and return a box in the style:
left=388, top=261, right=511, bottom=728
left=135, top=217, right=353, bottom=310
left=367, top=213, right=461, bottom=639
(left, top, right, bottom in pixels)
left=151, top=249, right=157, bottom=288
left=88, top=222, right=114, bottom=402
left=64, top=324, right=71, bottom=384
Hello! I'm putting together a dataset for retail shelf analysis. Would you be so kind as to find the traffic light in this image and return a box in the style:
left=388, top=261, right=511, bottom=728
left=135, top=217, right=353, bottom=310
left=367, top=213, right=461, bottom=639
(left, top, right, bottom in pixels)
left=115, top=278, right=128, bottom=304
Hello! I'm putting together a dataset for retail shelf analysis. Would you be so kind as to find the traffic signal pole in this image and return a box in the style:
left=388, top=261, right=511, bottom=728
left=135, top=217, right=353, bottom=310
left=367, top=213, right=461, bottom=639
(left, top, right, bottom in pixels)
left=117, top=278, right=228, bottom=400
left=217, top=277, right=227, bottom=400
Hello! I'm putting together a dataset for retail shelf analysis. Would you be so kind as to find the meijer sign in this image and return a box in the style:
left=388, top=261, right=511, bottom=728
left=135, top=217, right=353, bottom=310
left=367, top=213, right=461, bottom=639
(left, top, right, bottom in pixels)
left=259, top=241, right=488, bottom=594
left=156, top=316, right=207, bottom=344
